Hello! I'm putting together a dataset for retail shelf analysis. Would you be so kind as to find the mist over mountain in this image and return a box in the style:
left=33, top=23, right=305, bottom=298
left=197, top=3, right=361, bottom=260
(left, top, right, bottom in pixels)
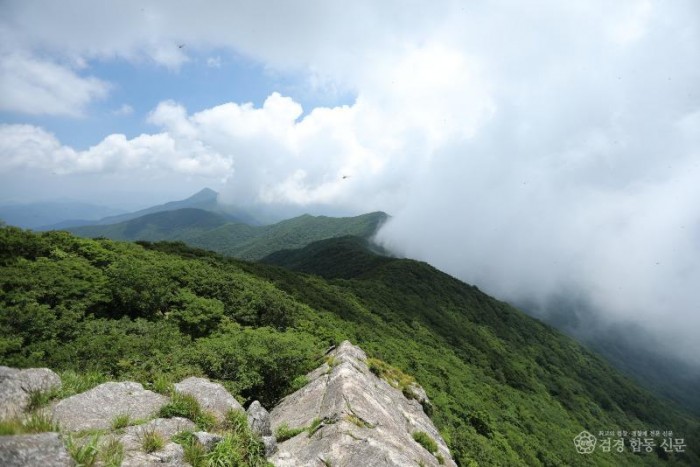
left=0, top=201, right=126, bottom=230
left=1, top=1, right=699, bottom=463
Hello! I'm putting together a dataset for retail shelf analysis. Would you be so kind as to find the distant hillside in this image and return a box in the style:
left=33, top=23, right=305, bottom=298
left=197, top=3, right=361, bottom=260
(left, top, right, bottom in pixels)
left=519, top=296, right=700, bottom=416
left=68, top=209, right=389, bottom=261
left=0, top=201, right=125, bottom=230
left=262, top=235, right=393, bottom=279
left=38, top=188, right=257, bottom=231
left=95, top=187, right=237, bottom=225
left=2, top=227, right=697, bottom=466
left=68, top=208, right=232, bottom=242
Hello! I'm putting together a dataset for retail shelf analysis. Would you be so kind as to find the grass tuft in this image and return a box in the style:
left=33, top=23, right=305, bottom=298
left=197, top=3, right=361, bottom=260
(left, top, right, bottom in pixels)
left=66, top=434, right=101, bottom=467
left=307, top=417, right=323, bottom=437
left=159, top=392, right=216, bottom=431
left=275, top=422, right=306, bottom=442
left=367, top=357, right=415, bottom=392
left=151, top=374, right=175, bottom=395
left=100, top=438, right=124, bottom=467
left=412, top=431, right=438, bottom=454
left=110, top=413, right=130, bottom=430
left=206, top=432, right=267, bottom=467
left=57, top=371, right=108, bottom=399
left=172, top=431, right=207, bottom=467
left=0, top=412, right=59, bottom=435
left=346, top=413, right=373, bottom=429
left=140, top=428, right=165, bottom=453
left=221, top=409, right=248, bottom=435
left=26, top=389, right=56, bottom=412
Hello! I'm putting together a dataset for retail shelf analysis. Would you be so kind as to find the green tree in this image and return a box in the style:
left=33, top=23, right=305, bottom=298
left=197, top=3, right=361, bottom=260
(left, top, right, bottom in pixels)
left=168, top=290, right=225, bottom=337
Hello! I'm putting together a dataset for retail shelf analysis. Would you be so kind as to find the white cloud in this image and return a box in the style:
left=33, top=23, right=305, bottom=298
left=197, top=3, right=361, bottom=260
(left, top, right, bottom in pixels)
left=0, top=124, right=232, bottom=178
left=0, top=54, right=109, bottom=116
left=112, top=104, right=133, bottom=116
left=206, top=56, right=221, bottom=68
left=1, top=0, right=700, bottom=365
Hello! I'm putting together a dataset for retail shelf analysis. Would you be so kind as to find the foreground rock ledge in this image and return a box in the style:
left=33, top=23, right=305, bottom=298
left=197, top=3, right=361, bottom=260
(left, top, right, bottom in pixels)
left=52, top=382, right=168, bottom=432
left=0, top=433, right=73, bottom=467
left=270, top=341, right=456, bottom=467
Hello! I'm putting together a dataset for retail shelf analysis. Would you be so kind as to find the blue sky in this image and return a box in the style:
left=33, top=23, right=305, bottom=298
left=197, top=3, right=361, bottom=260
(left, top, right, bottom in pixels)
left=0, top=50, right=353, bottom=150
left=1, top=0, right=699, bottom=363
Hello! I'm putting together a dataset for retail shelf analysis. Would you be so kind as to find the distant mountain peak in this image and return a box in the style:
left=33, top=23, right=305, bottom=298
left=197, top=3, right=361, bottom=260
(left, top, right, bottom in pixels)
left=187, top=187, right=218, bottom=202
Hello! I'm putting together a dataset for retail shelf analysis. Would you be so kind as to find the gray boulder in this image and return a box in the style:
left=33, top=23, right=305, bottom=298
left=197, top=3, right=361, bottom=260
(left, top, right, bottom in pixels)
left=174, top=377, right=243, bottom=421
left=193, top=431, right=223, bottom=451
left=0, top=433, right=73, bottom=467
left=247, top=400, right=272, bottom=436
left=269, top=341, right=456, bottom=467
left=110, top=417, right=194, bottom=467
left=261, top=435, right=277, bottom=457
left=52, top=382, right=168, bottom=432
left=117, top=417, right=195, bottom=452
left=0, top=367, right=61, bottom=419
left=121, top=442, right=187, bottom=467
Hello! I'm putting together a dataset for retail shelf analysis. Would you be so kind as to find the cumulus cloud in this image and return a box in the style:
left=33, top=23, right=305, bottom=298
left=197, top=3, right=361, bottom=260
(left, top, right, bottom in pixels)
left=0, top=54, right=109, bottom=116
left=0, top=124, right=232, bottom=178
left=1, top=0, right=700, bottom=365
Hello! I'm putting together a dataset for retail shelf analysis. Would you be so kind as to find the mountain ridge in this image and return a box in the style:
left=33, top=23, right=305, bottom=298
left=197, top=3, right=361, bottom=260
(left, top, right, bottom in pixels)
left=67, top=208, right=389, bottom=261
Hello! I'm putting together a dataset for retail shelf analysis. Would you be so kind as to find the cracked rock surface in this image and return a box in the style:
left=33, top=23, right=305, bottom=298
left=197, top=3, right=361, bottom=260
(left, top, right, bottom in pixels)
left=269, top=341, right=456, bottom=467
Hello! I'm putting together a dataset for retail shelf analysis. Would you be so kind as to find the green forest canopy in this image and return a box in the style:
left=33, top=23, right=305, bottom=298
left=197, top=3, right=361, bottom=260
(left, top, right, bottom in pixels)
left=0, top=226, right=698, bottom=466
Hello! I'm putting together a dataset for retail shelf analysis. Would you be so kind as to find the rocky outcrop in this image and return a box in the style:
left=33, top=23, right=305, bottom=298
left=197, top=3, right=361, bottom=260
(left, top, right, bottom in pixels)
left=247, top=400, right=272, bottom=436
left=2, top=343, right=452, bottom=466
left=270, top=341, right=456, bottom=467
left=174, top=376, right=243, bottom=422
left=247, top=400, right=277, bottom=456
left=0, top=367, right=61, bottom=419
left=117, top=417, right=195, bottom=451
left=52, top=382, right=168, bottom=432
left=193, top=431, right=223, bottom=450
left=116, top=417, right=195, bottom=467
left=0, top=433, right=73, bottom=467
left=121, top=442, right=187, bottom=467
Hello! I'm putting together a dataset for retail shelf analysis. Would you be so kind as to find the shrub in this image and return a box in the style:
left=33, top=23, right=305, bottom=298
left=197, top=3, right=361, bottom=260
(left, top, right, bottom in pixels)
left=190, top=326, right=319, bottom=407
left=169, top=290, right=225, bottom=338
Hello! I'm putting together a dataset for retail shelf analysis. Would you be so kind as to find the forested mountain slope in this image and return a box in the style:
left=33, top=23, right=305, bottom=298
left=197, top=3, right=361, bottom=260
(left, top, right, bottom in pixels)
left=0, top=227, right=697, bottom=466
left=68, top=209, right=388, bottom=260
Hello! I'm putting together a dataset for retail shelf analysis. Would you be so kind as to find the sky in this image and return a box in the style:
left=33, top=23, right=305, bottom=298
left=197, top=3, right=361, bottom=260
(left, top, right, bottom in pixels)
left=1, top=1, right=699, bottom=365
